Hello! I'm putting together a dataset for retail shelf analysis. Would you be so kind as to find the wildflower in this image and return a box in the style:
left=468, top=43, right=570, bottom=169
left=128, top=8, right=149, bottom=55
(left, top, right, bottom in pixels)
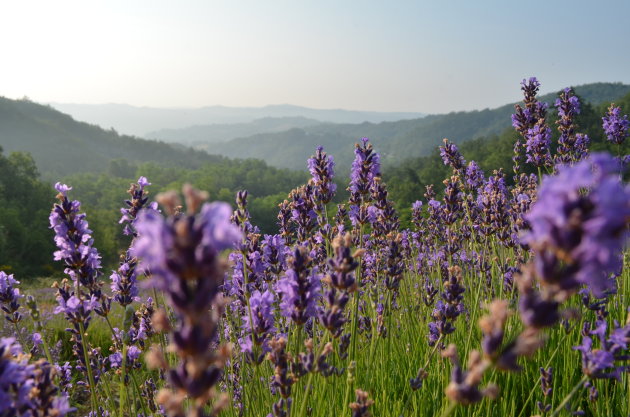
left=465, top=161, right=485, bottom=190
left=119, top=176, right=158, bottom=236
left=0, top=271, right=22, bottom=324
left=555, top=88, right=587, bottom=164
left=439, top=138, right=466, bottom=174
left=132, top=184, right=240, bottom=417
left=522, top=153, right=630, bottom=297
left=276, top=246, right=321, bottom=326
left=49, top=183, right=103, bottom=300
left=308, top=145, right=337, bottom=205
left=240, top=290, right=276, bottom=357
left=602, top=104, right=629, bottom=145
left=443, top=344, right=498, bottom=405
left=349, top=138, right=380, bottom=198
left=349, top=389, right=374, bottom=417
left=573, top=319, right=630, bottom=380
left=524, top=124, right=552, bottom=167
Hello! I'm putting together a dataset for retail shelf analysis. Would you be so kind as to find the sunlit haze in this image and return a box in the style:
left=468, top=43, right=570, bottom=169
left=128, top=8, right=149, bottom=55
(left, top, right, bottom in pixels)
left=2, top=0, right=630, bottom=113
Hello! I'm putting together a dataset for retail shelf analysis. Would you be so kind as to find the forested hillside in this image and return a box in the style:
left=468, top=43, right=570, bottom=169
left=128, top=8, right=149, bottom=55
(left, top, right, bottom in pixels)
left=0, top=97, right=226, bottom=179
left=204, top=82, right=630, bottom=171
left=385, top=88, right=630, bottom=214
left=0, top=97, right=312, bottom=274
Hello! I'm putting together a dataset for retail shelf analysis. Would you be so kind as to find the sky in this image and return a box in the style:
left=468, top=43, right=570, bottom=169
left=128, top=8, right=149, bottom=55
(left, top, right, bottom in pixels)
left=1, top=0, right=629, bottom=114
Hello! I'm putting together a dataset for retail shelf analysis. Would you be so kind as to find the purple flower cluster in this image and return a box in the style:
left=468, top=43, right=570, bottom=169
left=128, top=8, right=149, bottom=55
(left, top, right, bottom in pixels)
left=0, top=337, right=73, bottom=416
left=349, top=138, right=380, bottom=198
left=308, top=146, right=337, bottom=205
left=276, top=246, right=321, bottom=326
left=49, top=183, right=103, bottom=299
left=524, top=124, right=552, bottom=167
left=240, top=289, right=276, bottom=358
left=132, top=185, right=241, bottom=416
left=522, top=153, right=630, bottom=297
left=602, top=104, right=629, bottom=145
left=574, top=319, right=630, bottom=380
left=428, top=266, right=465, bottom=348
left=555, top=88, right=588, bottom=165
left=512, top=77, right=550, bottom=173
left=0, top=271, right=22, bottom=324
left=119, top=176, right=158, bottom=236
left=111, top=177, right=159, bottom=307
left=439, top=139, right=466, bottom=174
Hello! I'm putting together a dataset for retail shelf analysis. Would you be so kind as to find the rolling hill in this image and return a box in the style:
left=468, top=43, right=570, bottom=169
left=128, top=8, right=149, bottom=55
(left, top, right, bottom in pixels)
left=197, top=82, right=630, bottom=171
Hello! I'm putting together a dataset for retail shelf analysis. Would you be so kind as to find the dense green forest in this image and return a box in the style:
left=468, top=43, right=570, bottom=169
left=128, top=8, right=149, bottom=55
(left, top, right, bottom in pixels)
left=1, top=85, right=629, bottom=278
left=0, top=147, right=311, bottom=276
left=0, top=148, right=56, bottom=276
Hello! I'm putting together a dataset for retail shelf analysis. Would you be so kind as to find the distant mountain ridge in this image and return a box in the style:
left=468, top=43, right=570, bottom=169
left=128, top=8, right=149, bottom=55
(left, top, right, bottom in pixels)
left=196, top=82, right=630, bottom=171
left=49, top=102, right=424, bottom=137
left=147, top=116, right=324, bottom=145
left=3, top=82, right=628, bottom=182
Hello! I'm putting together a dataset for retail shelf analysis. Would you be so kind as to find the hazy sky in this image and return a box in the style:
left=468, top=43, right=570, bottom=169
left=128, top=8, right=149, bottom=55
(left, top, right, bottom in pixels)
left=2, top=0, right=629, bottom=113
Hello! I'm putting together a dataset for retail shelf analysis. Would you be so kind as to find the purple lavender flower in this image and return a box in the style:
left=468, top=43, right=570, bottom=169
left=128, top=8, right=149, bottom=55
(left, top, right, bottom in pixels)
left=110, top=254, right=140, bottom=308
left=439, top=139, right=466, bottom=173
left=573, top=319, right=630, bottom=379
left=132, top=200, right=241, bottom=295
left=262, top=234, right=289, bottom=277
left=602, top=104, right=629, bottom=145
left=112, top=177, right=158, bottom=308
left=555, top=88, right=588, bottom=164
left=428, top=267, right=465, bottom=348
left=349, top=138, right=381, bottom=198
left=319, top=234, right=358, bottom=338
left=522, top=153, right=630, bottom=297
left=524, top=124, right=552, bottom=167
left=465, top=161, right=485, bottom=190
left=133, top=186, right=241, bottom=416
left=50, top=183, right=104, bottom=305
left=119, top=176, right=158, bottom=236
left=232, top=190, right=259, bottom=236
left=0, top=271, right=22, bottom=324
left=512, top=78, right=547, bottom=133
left=308, top=146, right=337, bottom=205
left=0, top=337, right=73, bottom=416
left=348, top=138, right=381, bottom=231
left=240, top=289, right=276, bottom=357
left=276, top=247, right=321, bottom=326
left=555, top=88, right=580, bottom=118
left=512, top=77, right=549, bottom=175
left=288, top=184, right=318, bottom=241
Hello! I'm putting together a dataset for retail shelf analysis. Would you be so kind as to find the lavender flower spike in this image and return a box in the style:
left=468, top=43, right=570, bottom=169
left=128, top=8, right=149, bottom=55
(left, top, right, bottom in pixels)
left=602, top=104, right=630, bottom=145
left=132, top=185, right=241, bottom=416
left=308, top=145, right=337, bottom=205
left=522, top=153, right=630, bottom=297
left=49, top=183, right=103, bottom=298
left=0, top=271, right=22, bottom=324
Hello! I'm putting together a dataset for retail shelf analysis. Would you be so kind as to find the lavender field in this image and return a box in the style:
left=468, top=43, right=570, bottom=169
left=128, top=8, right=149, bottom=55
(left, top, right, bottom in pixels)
left=1, top=78, right=629, bottom=417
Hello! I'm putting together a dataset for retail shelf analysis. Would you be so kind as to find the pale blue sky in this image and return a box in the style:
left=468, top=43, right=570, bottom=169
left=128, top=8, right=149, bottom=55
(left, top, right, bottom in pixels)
left=1, top=0, right=629, bottom=113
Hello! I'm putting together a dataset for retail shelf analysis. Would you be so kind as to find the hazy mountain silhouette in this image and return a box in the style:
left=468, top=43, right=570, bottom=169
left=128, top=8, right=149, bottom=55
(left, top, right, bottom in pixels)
left=195, top=82, right=630, bottom=171
left=49, top=102, right=424, bottom=137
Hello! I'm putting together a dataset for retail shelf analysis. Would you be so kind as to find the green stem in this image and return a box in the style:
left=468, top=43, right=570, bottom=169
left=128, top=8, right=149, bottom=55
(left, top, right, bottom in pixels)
left=39, top=333, right=54, bottom=365
left=130, top=371, right=150, bottom=417
left=78, top=320, right=99, bottom=414
left=349, top=225, right=364, bottom=363
left=550, top=375, right=588, bottom=417
left=119, top=343, right=128, bottom=417
left=439, top=402, right=457, bottom=417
